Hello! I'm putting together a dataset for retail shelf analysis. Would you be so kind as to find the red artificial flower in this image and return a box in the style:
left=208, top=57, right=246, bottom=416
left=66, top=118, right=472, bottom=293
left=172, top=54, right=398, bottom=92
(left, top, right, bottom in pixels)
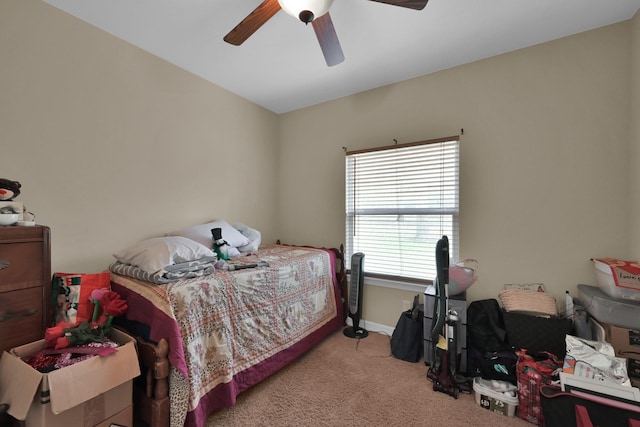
left=100, top=291, right=128, bottom=317
left=98, top=291, right=128, bottom=329
left=45, top=321, right=76, bottom=348
left=55, top=336, right=71, bottom=350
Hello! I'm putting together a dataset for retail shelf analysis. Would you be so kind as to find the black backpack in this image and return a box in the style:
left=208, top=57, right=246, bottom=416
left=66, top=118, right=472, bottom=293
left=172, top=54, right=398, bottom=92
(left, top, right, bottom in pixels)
left=466, top=299, right=517, bottom=384
left=467, top=298, right=506, bottom=352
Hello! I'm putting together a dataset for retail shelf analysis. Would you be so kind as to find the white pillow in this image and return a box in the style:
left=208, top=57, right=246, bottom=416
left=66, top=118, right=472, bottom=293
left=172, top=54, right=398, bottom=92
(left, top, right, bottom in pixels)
left=234, top=223, right=261, bottom=253
left=113, top=236, right=216, bottom=274
left=166, top=219, right=250, bottom=249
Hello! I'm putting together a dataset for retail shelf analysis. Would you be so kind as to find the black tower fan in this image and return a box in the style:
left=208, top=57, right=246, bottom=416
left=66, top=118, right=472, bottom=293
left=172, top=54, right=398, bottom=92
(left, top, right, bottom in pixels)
left=343, top=252, right=368, bottom=339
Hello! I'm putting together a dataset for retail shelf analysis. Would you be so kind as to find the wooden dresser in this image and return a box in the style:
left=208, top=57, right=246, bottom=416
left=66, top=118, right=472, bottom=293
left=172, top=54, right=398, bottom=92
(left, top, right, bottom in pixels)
left=0, top=225, right=51, bottom=354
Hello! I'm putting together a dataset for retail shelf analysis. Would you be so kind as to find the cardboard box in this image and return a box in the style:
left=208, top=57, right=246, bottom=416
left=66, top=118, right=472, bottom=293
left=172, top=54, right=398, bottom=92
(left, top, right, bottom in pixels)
left=602, top=322, right=640, bottom=387
left=95, top=404, right=133, bottom=427
left=0, top=328, right=140, bottom=426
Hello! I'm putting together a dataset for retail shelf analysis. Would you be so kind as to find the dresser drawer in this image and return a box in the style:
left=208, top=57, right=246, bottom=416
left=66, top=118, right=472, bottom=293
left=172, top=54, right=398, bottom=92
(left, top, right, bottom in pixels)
left=0, top=241, right=45, bottom=293
left=0, top=287, right=44, bottom=354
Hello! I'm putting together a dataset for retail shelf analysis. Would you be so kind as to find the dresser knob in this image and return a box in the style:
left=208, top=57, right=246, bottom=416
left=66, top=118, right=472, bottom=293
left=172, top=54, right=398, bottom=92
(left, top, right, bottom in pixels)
left=0, top=259, right=8, bottom=270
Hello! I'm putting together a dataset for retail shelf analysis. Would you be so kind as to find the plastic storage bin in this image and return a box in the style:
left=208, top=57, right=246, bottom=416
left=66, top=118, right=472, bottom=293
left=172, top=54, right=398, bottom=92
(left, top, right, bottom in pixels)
left=423, top=286, right=467, bottom=373
left=578, top=284, right=640, bottom=330
left=593, top=259, right=640, bottom=301
left=473, top=377, right=518, bottom=417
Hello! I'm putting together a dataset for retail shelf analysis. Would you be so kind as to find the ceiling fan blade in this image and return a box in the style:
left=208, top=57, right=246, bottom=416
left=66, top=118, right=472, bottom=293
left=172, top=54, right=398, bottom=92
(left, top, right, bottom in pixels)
left=312, top=12, right=345, bottom=67
left=367, top=0, right=428, bottom=11
left=223, top=0, right=282, bottom=46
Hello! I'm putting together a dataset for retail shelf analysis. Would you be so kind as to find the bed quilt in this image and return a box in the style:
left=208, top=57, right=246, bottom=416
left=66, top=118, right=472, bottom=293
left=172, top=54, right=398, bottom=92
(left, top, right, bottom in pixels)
left=110, top=244, right=341, bottom=426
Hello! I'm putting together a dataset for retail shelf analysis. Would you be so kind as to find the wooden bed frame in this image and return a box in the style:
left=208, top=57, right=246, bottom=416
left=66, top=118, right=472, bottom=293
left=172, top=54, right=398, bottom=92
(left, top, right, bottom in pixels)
left=130, top=243, right=348, bottom=427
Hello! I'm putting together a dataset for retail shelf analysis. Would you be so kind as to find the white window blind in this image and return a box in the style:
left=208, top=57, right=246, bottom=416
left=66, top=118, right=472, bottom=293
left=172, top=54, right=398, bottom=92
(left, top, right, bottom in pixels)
left=345, top=136, right=459, bottom=283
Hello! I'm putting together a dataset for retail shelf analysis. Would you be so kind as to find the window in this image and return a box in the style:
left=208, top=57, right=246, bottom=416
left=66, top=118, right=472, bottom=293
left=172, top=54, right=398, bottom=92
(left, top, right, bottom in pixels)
left=345, top=136, right=459, bottom=285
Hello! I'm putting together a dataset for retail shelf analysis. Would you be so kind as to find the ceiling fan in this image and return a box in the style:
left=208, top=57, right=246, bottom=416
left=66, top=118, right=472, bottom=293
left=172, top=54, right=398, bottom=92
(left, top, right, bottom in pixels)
left=223, top=0, right=429, bottom=67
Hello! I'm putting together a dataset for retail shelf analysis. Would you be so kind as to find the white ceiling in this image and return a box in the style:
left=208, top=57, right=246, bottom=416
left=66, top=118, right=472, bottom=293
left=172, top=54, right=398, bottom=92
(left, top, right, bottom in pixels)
left=43, top=0, right=640, bottom=114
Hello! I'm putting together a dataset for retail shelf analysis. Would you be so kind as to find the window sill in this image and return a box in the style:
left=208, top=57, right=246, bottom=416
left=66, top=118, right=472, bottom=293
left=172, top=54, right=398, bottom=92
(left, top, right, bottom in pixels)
left=352, top=275, right=429, bottom=293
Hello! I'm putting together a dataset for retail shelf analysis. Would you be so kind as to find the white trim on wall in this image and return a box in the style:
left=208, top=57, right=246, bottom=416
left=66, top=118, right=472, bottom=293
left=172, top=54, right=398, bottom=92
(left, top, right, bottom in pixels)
left=345, top=317, right=395, bottom=336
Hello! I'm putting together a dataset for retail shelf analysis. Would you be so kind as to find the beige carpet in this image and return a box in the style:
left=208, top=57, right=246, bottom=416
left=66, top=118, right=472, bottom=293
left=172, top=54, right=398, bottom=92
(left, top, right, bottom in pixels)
left=206, top=330, right=533, bottom=426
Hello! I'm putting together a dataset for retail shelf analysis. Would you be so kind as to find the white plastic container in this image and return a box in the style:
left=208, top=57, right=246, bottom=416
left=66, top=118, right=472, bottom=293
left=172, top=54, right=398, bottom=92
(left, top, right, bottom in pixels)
left=578, top=284, right=640, bottom=330
left=473, top=377, right=518, bottom=417
left=593, top=260, right=640, bottom=301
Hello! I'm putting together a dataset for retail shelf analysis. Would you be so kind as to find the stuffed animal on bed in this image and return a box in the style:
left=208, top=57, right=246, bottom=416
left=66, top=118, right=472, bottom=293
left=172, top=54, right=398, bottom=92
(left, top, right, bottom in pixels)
left=0, top=178, right=21, bottom=201
left=211, top=227, right=233, bottom=260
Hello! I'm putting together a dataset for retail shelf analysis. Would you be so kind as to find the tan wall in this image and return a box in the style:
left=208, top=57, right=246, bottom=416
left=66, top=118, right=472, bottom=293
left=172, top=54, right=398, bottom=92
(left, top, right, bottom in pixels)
left=0, top=0, right=279, bottom=272
left=278, top=22, right=633, bottom=327
left=3, top=1, right=637, bottom=329
left=630, top=10, right=640, bottom=258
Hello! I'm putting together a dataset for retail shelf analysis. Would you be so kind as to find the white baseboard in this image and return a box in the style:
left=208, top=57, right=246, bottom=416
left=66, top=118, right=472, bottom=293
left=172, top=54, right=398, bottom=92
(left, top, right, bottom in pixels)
left=345, top=317, right=394, bottom=336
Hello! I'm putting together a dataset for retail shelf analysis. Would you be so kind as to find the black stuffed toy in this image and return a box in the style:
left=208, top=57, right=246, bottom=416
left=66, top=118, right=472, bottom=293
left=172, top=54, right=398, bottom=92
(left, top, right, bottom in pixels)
left=0, top=178, right=21, bottom=201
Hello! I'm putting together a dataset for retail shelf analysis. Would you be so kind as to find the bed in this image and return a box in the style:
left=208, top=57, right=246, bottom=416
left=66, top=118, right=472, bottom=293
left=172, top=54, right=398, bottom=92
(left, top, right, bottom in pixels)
left=109, top=237, right=347, bottom=427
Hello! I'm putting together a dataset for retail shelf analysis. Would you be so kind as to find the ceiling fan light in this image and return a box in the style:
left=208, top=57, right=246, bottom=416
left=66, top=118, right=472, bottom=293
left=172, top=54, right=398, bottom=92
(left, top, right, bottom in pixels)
left=298, top=10, right=314, bottom=24
left=278, top=0, right=334, bottom=23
